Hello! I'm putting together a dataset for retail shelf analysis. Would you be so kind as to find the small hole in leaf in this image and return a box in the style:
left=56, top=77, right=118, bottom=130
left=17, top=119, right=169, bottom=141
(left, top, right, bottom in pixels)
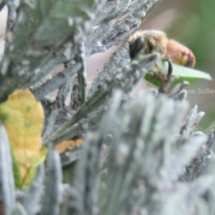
left=26, top=106, right=32, bottom=112
left=24, top=121, right=31, bottom=128
left=0, top=113, right=9, bottom=122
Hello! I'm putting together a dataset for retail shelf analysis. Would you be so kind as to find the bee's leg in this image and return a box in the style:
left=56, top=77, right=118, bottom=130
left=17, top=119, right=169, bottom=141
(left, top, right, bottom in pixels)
left=159, top=60, right=173, bottom=93
left=156, top=52, right=170, bottom=71
left=155, top=63, right=162, bottom=71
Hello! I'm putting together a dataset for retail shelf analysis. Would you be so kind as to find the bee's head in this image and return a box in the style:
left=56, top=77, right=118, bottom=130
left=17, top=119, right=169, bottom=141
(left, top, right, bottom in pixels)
left=129, top=36, right=145, bottom=59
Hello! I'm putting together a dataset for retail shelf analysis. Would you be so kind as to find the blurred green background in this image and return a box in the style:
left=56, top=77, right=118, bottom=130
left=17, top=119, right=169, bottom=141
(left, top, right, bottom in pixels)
left=142, top=0, right=215, bottom=130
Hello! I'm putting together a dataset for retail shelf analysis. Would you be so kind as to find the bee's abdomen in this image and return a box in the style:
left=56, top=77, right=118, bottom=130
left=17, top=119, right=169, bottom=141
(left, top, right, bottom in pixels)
left=167, top=40, right=195, bottom=68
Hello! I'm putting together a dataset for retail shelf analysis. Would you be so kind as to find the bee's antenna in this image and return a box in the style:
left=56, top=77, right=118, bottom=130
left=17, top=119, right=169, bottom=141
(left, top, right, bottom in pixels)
left=107, top=39, right=129, bottom=43
left=116, top=39, right=129, bottom=43
left=101, top=39, right=128, bottom=46
left=167, top=60, right=173, bottom=80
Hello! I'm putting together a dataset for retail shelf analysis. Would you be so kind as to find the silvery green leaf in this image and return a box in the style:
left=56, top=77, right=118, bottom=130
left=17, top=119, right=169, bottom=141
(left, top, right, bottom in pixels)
left=22, top=165, right=45, bottom=215
left=40, top=148, right=62, bottom=215
left=0, top=122, right=15, bottom=215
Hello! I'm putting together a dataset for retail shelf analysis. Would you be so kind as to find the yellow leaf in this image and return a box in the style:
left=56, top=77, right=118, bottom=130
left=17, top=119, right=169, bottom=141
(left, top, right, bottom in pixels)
left=0, top=89, right=47, bottom=188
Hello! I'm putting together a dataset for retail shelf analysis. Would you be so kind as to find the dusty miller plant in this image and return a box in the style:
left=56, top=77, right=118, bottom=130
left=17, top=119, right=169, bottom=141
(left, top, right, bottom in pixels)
left=0, top=0, right=215, bottom=215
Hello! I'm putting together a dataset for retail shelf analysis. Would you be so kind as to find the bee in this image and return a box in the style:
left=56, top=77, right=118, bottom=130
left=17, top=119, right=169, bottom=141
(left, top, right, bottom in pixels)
left=128, top=30, right=195, bottom=91
left=128, top=30, right=195, bottom=68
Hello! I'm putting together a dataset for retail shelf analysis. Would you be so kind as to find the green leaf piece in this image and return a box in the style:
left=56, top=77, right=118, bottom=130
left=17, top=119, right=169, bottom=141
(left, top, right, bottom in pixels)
left=145, top=60, right=212, bottom=87
left=11, top=151, right=20, bottom=188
